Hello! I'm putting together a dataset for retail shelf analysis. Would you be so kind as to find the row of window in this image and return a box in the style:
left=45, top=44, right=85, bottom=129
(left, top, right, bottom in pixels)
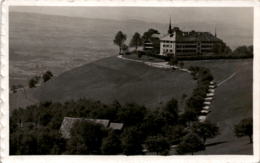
left=175, top=50, right=214, bottom=53
left=161, top=40, right=174, bottom=43
left=163, top=49, right=173, bottom=53
left=176, top=45, right=197, bottom=48
left=163, top=44, right=173, bottom=48
left=201, top=45, right=212, bottom=48
left=176, top=50, right=196, bottom=52
left=201, top=49, right=213, bottom=52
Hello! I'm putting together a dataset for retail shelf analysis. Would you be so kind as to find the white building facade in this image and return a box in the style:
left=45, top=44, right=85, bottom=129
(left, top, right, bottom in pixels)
left=159, top=34, right=176, bottom=56
left=159, top=20, right=223, bottom=57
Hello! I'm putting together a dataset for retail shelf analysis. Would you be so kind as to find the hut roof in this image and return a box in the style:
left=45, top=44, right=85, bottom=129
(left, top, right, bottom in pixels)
left=109, top=122, right=124, bottom=130
left=60, top=117, right=110, bottom=139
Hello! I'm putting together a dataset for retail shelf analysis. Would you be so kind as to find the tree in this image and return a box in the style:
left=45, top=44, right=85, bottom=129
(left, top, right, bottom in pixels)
left=43, top=71, right=53, bottom=82
left=117, top=103, right=147, bottom=127
left=179, top=110, right=198, bottom=127
left=142, top=28, right=160, bottom=41
left=145, top=136, right=170, bottom=155
left=176, top=132, right=205, bottom=155
left=141, top=110, right=165, bottom=137
left=10, top=127, right=65, bottom=155
left=161, top=98, right=179, bottom=125
left=121, top=127, right=144, bottom=155
left=233, top=45, right=253, bottom=57
left=163, top=125, right=188, bottom=144
left=121, top=44, right=129, bottom=54
left=114, top=31, right=127, bottom=55
left=101, top=131, right=122, bottom=154
left=234, top=117, right=253, bottom=143
left=191, top=121, right=219, bottom=144
left=28, top=76, right=40, bottom=88
left=11, top=85, right=17, bottom=93
left=169, top=56, right=178, bottom=66
left=129, top=32, right=142, bottom=52
left=67, top=121, right=107, bottom=154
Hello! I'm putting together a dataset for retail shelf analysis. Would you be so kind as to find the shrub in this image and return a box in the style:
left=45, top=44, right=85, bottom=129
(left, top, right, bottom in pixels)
left=67, top=121, right=107, bottom=154
left=121, top=127, right=144, bottom=155
left=234, top=117, right=253, bottom=143
left=176, top=132, right=205, bottom=155
left=101, top=131, right=122, bottom=154
left=191, top=121, right=219, bottom=144
left=43, top=71, right=53, bottom=82
left=145, top=136, right=170, bottom=155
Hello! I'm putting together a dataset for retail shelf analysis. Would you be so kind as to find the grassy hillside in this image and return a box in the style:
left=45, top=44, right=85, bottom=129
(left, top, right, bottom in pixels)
left=10, top=56, right=196, bottom=111
left=184, top=59, right=253, bottom=154
left=10, top=57, right=253, bottom=154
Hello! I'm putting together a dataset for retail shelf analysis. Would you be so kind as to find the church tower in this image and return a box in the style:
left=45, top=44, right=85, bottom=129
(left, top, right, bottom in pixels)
left=168, top=17, right=172, bottom=34
left=214, top=27, right=217, bottom=37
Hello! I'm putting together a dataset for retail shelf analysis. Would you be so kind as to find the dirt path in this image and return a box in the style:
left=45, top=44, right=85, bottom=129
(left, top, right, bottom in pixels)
left=117, top=55, right=191, bottom=73
left=217, top=72, right=238, bottom=87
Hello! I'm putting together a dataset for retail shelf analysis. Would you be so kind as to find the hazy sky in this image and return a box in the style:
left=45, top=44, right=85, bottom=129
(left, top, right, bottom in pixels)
left=11, top=6, right=253, bottom=27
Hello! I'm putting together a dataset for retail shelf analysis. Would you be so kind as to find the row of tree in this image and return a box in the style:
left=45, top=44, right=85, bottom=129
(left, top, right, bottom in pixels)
left=113, top=29, right=160, bottom=55
left=28, top=70, right=53, bottom=88
left=10, top=71, right=53, bottom=93
left=10, top=98, right=219, bottom=155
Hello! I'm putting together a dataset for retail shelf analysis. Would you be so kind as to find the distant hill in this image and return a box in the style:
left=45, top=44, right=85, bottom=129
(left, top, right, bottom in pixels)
left=9, top=12, right=252, bottom=86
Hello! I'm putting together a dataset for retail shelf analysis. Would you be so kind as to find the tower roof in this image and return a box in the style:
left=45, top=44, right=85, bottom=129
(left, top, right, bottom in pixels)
left=168, top=16, right=172, bottom=34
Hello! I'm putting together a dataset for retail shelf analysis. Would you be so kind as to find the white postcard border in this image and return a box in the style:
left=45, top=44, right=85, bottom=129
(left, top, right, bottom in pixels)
left=1, top=1, right=260, bottom=163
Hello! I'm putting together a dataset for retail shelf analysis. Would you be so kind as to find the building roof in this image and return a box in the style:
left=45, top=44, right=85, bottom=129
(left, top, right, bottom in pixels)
left=160, top=34, right=175, bottom=41
left=178, top=32, right=221, bottom=42
left=109, top=122, right=124, bottom=130
left=60, top=117, right=110, bottom=139
left=161, top=28, right=222, bottom=42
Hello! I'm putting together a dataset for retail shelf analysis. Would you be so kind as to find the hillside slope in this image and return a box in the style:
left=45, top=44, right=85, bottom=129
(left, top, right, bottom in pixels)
left=184, top=59, right=253, bottom=154
left=10, top=56, right=195, bottom=111
left=10, top=57, right=253, bottom=154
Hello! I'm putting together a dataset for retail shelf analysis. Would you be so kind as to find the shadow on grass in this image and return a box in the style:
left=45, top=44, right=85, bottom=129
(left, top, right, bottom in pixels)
left=205, top=141, right=227, bottom=147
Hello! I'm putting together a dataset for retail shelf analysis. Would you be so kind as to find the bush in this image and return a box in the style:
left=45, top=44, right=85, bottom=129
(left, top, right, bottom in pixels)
left=233, top=45, right=253, bottom=57
left=161, top=98, right=179, bottom=125
left=10, top=127, right=65, bottom=155
left=28, top=76, right=40, bottom=88
left=163, top=125, right=188, bottom=144
left=43, top=71, right=53, bottom=82
left=176, top=132, right=205, bottom=155
left=117, top=103, right=147, bottom=127
left=121, top=127, right=144, bottom=155
left=234, top=117, right=253, bottom=143
left=191, top=121, right=219, bottom=144
left=145, top=136, right=170, bottom=155
left=67, top=121, right=107, bottom=154
left=101, top=131, right=122, bottom=154
left=141, top=110, right=166, bottom=137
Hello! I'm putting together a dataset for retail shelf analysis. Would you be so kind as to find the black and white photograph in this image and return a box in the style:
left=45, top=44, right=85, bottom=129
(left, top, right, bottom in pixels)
left=5, top=5, right=255, bottom=157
